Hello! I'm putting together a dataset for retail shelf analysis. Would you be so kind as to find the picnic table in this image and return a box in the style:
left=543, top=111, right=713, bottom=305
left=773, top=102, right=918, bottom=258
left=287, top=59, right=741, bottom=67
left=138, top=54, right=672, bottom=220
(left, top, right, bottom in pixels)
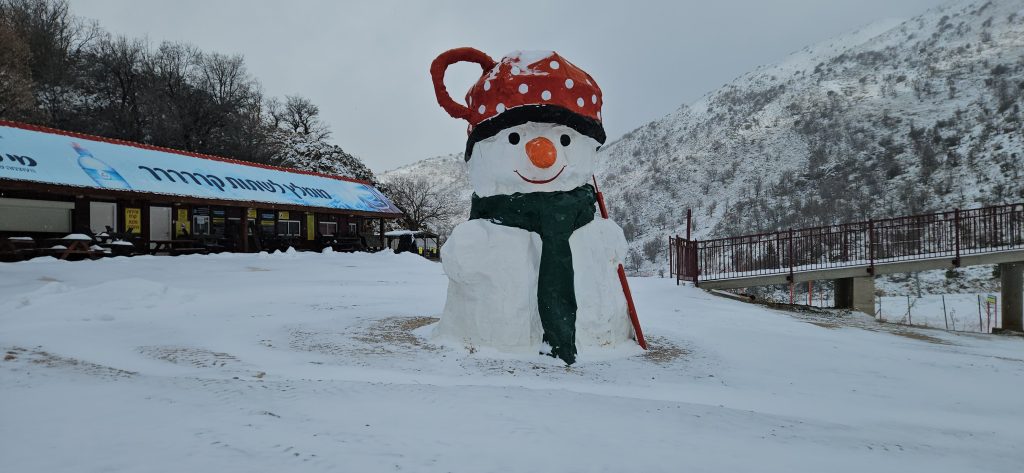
left=150, top=239, right=208, bottom=256
left=328, top=236, right=366, bottom=252
left=42, top=234, right=105, bottom=260
left=1, top=237, right=37, bottom=262
left=104, top=239, right=137, bottom=256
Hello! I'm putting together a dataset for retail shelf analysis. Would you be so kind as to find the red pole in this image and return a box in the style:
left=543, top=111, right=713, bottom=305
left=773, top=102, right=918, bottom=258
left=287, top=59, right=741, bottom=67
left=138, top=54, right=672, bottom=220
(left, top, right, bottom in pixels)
left=593, top=176, right=647, bottom=350
left=617, top=265, right=646, bottom=348
left=594, top=176, right=609, bottom=218
left=808, top=280, right=813, bottom=306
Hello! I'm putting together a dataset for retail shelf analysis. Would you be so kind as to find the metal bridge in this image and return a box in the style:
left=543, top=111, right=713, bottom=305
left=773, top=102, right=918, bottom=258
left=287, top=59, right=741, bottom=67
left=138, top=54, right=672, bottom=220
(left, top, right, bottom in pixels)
left=669, top=203, right=1024, bottom=330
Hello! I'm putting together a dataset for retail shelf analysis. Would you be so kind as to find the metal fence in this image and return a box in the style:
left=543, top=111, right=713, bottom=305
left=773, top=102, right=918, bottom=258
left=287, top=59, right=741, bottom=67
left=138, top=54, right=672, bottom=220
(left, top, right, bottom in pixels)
left=670, top=202, right=1024, bottom=285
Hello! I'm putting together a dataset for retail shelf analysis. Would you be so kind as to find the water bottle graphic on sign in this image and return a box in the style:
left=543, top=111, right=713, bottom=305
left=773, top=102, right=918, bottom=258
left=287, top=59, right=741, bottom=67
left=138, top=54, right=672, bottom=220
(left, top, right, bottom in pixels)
left=72, top=142, right=131, bottom=190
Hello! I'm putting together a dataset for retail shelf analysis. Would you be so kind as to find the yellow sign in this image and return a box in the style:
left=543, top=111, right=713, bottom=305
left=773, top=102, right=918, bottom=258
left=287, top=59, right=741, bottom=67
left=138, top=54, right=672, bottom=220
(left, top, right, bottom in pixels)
left=306, top=214, right=315, bottom=240
left=176, top=208, right=190, bottom=236
left=986, top=295, right=997, bottom=304
left=278, top=211, right=290, bottom=220
left=247, top=208, right=257, bottom=219
left=124, top=208, right=141, bottom=234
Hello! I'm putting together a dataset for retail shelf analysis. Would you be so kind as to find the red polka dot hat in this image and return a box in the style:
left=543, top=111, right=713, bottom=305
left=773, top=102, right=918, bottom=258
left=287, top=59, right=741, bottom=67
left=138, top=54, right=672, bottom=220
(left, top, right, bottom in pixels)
left=431, top=48, right=606, bottom=160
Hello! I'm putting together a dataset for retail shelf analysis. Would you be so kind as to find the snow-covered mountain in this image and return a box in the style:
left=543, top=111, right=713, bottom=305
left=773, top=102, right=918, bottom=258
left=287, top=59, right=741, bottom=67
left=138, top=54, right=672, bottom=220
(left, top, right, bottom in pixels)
left=381, top=152, right=472, bottom=234
left=388, top=0, right=1024, bottom=275
left=382, top=152, right=471, bottom=198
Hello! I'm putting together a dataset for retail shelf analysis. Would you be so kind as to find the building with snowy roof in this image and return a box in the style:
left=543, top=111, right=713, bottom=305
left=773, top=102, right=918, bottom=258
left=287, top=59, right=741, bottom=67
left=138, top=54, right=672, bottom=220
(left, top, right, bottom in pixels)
left=0, top=120, right=402, bottom=255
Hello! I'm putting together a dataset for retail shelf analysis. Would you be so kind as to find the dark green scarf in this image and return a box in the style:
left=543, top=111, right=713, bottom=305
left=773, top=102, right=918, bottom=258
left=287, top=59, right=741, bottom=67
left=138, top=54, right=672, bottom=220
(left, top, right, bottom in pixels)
left=470, top=184, right=597, bottom=365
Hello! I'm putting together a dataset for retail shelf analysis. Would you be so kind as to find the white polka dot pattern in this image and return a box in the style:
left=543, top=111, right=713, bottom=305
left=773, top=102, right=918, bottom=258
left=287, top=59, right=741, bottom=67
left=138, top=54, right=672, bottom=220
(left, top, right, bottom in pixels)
left=457, top=51, right=602, bottom=128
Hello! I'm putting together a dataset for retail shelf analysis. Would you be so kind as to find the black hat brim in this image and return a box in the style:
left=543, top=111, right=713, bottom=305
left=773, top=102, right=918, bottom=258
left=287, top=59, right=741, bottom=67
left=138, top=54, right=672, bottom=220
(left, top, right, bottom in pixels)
left=465, top=104, right=606, bottom=161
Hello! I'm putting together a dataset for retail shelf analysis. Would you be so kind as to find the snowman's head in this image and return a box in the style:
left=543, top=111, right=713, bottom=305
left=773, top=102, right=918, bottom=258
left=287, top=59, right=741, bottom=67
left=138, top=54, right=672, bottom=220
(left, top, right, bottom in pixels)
left=467, top=121, right=600, bottom=196
left=430, top=49, right=606, bottom=197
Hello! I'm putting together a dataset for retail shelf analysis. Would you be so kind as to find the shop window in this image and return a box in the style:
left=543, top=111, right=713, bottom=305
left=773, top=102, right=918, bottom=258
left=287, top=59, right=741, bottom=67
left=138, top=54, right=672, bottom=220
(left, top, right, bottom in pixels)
left=277, top=220, right=300, bottom=236
left=193, top=215, right=211, bottom=235
left=0, top=198, right=72, bottom=233
left=211, top=208, right=226, bottom=234
left=259, top=211, right=276, bottom=236
left=318, top=221, right=337, bottom=236
left=89, top=201, right=117, bottom=234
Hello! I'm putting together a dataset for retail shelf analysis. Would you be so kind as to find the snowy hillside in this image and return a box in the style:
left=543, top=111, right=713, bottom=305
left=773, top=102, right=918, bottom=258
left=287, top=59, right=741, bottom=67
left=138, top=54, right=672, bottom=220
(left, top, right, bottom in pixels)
left=388, top=0, right=1024, bottom=277
left=601, top=0, right=1024, bottom=273
left=381, top=152, right=473, bottom=233
left=3, top=252, right=1024, bottom=472
left=382, top=152, right=471, bottom=199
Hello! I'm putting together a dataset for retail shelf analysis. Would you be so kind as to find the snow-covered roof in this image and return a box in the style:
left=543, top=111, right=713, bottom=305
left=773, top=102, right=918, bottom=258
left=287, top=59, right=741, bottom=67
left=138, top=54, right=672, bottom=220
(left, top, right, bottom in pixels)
left=0, top=121, right=401, bottom=215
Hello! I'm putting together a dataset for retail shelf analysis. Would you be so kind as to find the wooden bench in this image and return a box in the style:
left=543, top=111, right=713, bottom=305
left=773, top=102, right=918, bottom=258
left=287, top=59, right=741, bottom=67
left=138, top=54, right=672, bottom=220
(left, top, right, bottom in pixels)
left=151, top=239, right=207, bottom=256
left=169, top=247, right=209, bottom=256
left=330, top=236, right=366, bottom=252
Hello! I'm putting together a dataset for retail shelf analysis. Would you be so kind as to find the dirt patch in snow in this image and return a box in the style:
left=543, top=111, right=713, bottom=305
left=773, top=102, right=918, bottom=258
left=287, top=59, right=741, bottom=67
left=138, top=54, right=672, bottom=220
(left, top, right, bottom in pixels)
left=138, top=346, right=241, bottom=368
left=642, top=336, right=690, bottom=364
left=290, top=316, right=440, bottom=359
left=3, top=346, right=136, bottom=378
left=885, top=328, right=952, bottom=345
left=356, top=316, right=439, bottom=349
left=289, top=328, right=348, bottom=356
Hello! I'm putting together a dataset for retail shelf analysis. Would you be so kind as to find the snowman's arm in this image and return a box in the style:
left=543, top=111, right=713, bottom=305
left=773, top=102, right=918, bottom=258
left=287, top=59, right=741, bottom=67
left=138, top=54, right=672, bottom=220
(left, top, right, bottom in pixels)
left=440, top=221, right=483, bottom=284
left=441, top=219, right=540, bottom=284
left=578, top=218, right=628, bottom=266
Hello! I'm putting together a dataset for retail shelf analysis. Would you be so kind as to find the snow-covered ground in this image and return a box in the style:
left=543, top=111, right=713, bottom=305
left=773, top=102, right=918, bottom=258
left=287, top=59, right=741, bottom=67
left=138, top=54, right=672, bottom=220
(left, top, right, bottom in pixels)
left=2, top=251, right=1023, bottom=472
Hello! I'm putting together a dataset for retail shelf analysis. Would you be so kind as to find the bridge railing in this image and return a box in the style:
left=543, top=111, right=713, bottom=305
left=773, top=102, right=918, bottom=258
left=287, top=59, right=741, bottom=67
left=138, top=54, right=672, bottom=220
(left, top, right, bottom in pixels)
left=669, top=202, right=1024, bottom=284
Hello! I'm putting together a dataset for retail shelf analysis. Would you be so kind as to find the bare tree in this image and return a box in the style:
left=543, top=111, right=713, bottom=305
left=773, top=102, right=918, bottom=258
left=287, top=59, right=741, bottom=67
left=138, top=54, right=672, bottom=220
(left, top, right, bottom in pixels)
left=91, top=34, right=149, bottom=140
left=0, top=0, right=100, bottom=123
left=0, top=19, right=37, bottom=119
left=281, top=95, right=327, bottom=139
left=264, top=96, right=284, bottom=129
left=382, top=175, right=459, bottom=233
left=198, top=52, right=251, bottom=107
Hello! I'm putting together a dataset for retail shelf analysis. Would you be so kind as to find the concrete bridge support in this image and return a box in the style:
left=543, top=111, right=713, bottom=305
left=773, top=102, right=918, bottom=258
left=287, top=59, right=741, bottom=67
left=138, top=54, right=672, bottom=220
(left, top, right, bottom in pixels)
left=835, top=276, right=876, bottom=316
left=1001, top=262, right=1023, bottom=332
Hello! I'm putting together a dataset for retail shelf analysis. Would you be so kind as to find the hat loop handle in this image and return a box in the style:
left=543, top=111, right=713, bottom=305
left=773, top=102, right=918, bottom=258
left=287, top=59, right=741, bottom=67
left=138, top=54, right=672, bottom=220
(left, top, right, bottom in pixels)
left=431, top=47, right=496, bottom=121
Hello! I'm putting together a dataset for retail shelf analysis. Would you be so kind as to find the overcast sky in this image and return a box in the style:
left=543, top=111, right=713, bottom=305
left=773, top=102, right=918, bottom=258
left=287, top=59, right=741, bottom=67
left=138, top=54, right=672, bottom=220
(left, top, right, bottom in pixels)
left=70, top=0, right=948, bottom=172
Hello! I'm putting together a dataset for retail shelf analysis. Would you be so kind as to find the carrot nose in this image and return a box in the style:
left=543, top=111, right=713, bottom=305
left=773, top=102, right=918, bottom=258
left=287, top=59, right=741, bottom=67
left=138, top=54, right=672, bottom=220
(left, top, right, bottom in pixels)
left=525, top=137, right=557, bottom=169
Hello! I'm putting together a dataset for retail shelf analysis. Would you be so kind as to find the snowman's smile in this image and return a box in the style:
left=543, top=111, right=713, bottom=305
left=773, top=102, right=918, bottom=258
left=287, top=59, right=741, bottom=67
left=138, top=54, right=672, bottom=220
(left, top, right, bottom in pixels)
left=514, top=165, right=566, bottom=184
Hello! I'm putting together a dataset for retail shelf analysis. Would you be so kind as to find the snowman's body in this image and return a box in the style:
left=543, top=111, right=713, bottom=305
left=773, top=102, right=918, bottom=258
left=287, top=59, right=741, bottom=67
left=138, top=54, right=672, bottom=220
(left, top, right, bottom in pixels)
left=434, top=121, right=633, bottom=354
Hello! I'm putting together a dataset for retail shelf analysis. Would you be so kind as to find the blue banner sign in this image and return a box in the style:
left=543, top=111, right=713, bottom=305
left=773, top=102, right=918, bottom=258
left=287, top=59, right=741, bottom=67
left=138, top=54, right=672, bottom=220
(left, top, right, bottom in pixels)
left=0, top=123, right=401, bottom=214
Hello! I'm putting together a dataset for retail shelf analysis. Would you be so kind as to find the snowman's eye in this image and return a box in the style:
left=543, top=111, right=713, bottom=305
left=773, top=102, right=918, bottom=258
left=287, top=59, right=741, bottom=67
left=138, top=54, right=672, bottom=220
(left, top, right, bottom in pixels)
left=560, top=134, right=571, bottom=147
left=508, top=132, right=520, bottom=145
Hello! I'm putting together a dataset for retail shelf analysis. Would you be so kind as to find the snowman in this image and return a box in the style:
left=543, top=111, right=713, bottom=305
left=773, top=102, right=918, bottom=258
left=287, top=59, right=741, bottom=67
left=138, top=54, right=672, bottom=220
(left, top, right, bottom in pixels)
left=429, top=48, right=637, bottom=365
